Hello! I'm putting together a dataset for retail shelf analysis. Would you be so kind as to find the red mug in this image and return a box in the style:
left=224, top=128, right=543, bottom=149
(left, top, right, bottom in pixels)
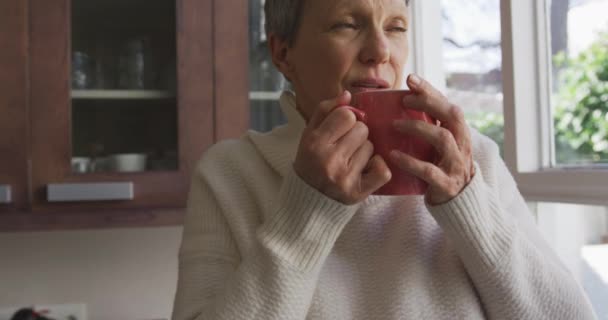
left=342, top=90, right=438, bottom=196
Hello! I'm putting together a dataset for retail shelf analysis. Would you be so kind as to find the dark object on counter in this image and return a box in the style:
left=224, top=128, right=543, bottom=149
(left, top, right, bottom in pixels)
left=10, top=308, right=55, bottom=320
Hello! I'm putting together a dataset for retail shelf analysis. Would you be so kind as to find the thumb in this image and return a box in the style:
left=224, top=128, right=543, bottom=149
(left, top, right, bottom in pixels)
left=360, top=155, right=392, bottom=195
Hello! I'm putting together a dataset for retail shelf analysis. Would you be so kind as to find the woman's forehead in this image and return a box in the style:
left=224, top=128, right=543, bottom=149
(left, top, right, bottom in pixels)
left=304, top=0, right=408, bottom=17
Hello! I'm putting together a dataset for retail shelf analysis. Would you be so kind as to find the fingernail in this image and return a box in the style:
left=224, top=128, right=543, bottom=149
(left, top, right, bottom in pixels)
left=390, top=150, right=400, bottom=159
left=409, top=74, right=422, bottom=87
left=339, top=90, right=350, bottom=102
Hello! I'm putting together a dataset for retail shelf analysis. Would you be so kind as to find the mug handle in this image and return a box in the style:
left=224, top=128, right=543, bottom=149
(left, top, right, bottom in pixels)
left=336, top=105, right=368, bottom=123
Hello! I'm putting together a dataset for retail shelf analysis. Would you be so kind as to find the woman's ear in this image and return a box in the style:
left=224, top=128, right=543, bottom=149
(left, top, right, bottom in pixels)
left=268, top=33, right=294, bottom=82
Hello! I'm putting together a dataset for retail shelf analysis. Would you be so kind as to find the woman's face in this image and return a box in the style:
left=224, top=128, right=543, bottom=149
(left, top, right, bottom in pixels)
left=276, top=0, right=410, bottom=119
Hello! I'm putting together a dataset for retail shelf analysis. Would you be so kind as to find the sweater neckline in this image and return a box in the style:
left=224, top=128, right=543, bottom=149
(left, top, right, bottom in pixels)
left=247, top=91, right=306, bottom=178
left=278, top=90, right=306, bottom=133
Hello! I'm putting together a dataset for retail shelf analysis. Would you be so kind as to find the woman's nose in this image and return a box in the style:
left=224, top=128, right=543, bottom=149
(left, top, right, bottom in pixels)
left=358, top=29, right=390, bottom=66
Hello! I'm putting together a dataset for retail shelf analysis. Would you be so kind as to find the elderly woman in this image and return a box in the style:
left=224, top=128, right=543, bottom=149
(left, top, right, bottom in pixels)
left=172, top=0, right=596, bottom=319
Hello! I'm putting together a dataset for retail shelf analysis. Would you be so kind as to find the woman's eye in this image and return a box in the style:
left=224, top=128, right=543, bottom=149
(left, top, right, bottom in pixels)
left=388, top=26, right=408, bottom=33
left=333, top=23, right=358, bottom=30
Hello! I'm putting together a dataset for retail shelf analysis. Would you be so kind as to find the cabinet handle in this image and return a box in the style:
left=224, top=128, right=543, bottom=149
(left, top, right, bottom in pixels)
left=47, top=182, right=134, bottom=202
left=0, top=185, right=12, bottom=204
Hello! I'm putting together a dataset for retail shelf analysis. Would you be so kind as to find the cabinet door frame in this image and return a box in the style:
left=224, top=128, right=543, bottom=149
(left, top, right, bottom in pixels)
left=0, top=0, right=29, bottom=212
left=28, top=0, right=215, bottom=212
left=214, top=0, right=250, bottom=140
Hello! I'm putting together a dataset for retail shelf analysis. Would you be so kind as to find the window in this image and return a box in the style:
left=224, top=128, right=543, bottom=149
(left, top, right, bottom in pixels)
left=500, top=0, right=608, bottom=204
left=248, top=0, right=287, bottom=132
left=440, top=0, right=504, bottom=155
left=410, top=0, right=608, bottom=203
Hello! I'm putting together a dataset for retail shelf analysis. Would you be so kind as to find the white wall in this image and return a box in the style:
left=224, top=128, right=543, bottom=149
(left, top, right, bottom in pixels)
left=536, top=203, right=608, bottom=318
left=536, top=203, right=607, bottom=277
left=0, top=227, right=183, bottom=320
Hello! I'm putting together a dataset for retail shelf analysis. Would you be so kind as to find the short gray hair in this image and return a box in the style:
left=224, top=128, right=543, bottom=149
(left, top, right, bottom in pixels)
left=264, top=0, right=411, bottom=46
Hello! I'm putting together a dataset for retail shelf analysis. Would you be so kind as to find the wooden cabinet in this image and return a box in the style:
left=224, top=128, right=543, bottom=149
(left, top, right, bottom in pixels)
left=0, top=0, right=248, bottom=231
left=0, top=0, right=28, bottom=213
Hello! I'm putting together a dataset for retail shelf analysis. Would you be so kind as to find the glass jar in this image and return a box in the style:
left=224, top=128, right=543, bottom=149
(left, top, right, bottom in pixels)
left=71, top=51, right=95, bottom=89
left=118, top=37, right=158, bottom=89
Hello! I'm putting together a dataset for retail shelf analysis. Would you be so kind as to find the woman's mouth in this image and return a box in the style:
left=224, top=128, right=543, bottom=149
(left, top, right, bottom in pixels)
left=349, top=78, right=391, bottom=93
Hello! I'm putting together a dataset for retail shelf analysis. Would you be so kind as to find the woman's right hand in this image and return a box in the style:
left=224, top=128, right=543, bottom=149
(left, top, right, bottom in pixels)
left=293, top=91, right=392, bottom=205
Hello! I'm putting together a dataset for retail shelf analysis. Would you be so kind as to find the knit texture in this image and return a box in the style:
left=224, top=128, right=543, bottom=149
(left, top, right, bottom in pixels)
left=172, top=92, right=597, bottom=320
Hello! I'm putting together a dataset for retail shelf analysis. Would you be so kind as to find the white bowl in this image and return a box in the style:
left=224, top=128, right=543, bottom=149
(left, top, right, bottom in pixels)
left=108, top=153, right=147, bottom=172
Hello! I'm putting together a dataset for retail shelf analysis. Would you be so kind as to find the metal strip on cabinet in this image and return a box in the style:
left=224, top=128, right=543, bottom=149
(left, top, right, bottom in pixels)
left=47, top=182, right=134, bottom=202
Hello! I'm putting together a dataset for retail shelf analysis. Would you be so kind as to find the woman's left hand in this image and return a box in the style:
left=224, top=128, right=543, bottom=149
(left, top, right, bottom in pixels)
left=390, top=74, right=476, bottom=206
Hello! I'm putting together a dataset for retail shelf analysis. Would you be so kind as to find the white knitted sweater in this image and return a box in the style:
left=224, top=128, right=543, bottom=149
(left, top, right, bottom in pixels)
left=172, top=92, right=596, bottom=320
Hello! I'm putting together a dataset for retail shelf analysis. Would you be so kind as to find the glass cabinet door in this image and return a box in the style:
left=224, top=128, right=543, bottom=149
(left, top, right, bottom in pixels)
left=248, top=0, right=287, bottom=132
left=70, top=0, right=178, bottom=174
left=29, top=0, right=213, bottom=210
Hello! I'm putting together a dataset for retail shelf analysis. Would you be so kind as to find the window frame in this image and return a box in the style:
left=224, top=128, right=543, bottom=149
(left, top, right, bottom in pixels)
left=409, top=0, right=445, bottom=92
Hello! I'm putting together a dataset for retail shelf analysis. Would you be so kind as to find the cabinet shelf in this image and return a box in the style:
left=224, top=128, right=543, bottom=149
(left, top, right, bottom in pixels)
left=72, top=90, right=176, bottom=100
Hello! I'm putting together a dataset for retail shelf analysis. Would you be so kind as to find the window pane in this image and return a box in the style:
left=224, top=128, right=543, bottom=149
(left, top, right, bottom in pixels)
left=536, top=202, right=608, bottom=317
left=441, top=0, right=504, bottom=156
left=550, top=0, right=608, bottom=166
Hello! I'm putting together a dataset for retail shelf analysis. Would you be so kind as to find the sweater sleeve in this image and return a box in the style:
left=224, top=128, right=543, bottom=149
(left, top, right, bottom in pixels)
left=172, top=166, right=359, bottom=320
left=427, top=159, right=597, bottom=320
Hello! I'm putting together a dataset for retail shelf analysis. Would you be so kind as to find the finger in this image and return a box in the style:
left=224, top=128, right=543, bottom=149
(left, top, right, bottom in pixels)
left=309, top=90, right=352, bottom=128
left=348, top=140, right=374, bottom=173
left=404, top=74, right=462, bottom=124
left=360, top=155, right=392, bottom=194
left=406, top=73, right=438, bottom=93
left=459, top=121, right=473, bottom=158
left=317, top=107, right=358, bottom=143
left=389, top=150, right=450, bottom=190
left=405, top=74, right=450, bottom=118
left=338, top=105, right=368, bottom=123
left=335, top=121, right=369, bottom=157
left=404, top=75, right=469, bottom=147
left=404, top=100, right=470, bottom=155
left=393, top=119, right=459, bottom=157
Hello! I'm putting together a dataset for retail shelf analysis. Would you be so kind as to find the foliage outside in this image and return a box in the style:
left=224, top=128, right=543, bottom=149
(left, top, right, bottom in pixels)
left=467, top=111, right=504, bottom=157
left=553, top=28, right=608, bottom=164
